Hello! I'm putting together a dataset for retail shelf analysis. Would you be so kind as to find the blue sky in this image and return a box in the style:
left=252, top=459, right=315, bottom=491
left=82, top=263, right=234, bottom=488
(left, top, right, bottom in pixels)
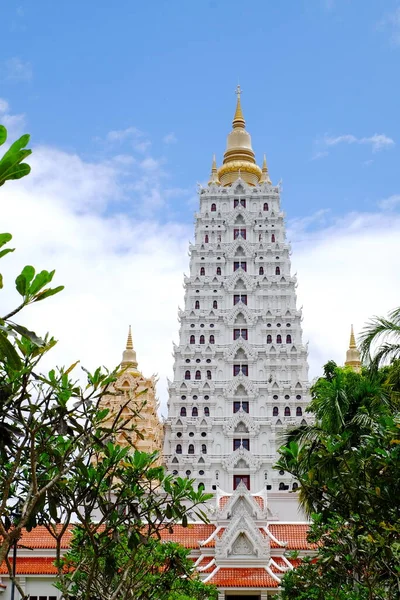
left=2, top=0, right=400, bottom=221
left=1, top=1, right=400, bottom=410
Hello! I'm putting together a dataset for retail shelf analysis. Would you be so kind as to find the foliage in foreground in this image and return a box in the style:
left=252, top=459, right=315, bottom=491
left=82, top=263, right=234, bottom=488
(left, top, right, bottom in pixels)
left=0, top=124, right=215, bottom=600
left=276, top=360, right=400, bottom=600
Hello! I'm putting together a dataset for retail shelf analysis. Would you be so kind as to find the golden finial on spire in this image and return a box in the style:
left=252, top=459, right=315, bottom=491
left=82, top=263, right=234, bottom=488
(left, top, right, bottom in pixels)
left=126, top=325, right=133, bottom=349
left=208, top=154, right=220, bottom=186
left=345, top=324, right=361, bottom=372
left=349, top=324, right=356, bottom=348
left=121, top=326, right=138, bottom=369
left=232, top=85, right=245, bottom=129
left=260, top=154, right=272, bottom=184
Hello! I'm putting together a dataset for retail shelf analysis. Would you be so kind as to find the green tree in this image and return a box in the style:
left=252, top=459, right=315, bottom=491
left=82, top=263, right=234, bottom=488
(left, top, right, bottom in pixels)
left=276, top=363, right=400, bottom=599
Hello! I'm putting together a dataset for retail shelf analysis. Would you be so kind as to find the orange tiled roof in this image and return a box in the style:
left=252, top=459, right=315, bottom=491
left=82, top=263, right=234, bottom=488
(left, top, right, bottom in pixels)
left=159, top=524, right=215, bottom=548
left=10, top=525, right=73, bottom=550
left=210, top=567, right=279, bottom=588
left=219, top=495, right=264, bottom=510
left=0, top=557, right=57, bottom=575
left=269, top=524, right=316, bottom=550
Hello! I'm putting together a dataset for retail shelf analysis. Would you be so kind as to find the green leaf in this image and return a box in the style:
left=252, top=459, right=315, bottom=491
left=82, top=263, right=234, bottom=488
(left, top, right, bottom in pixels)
left=29, top=269, right=55, bottom=295
left=8, top=322, right=45, bottom=346
left=3, top=163, right=31, bottom=182
left=15, top=265, right=35, bottom=296
left=0, top=330, right=22, bottom=370
left=0, top=248, right=15, bottom=260
left=33, top=285, right=64, bottom=302
left=0, top=233, right=12, bottom=249
left=0, top=126, right=7, bottom=146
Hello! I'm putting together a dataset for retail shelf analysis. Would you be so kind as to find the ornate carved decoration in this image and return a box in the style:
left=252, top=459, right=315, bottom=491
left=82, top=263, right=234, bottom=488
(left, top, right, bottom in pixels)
left=222, top=446, right=262, bottom=471
left=224, top=374, right=258, bottom=398
left=222, top=412, right=260, bottom=436
left=224, top=339, right=258, bottom=362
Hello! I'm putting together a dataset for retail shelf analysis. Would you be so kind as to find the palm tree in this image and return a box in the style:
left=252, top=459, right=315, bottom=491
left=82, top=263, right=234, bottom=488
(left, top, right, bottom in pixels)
left=359, top=306, right=400, bottom=367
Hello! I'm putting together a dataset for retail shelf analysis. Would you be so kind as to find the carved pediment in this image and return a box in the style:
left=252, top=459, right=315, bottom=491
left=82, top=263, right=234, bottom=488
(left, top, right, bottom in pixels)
left=224, top=374, right=258, bottom=398
left=225, top=270, right=256, bottom=292
left=223, top=412, right=260, bottom=436
left=224, top=339, right=258, bottom=362
left=222, top=446, right=262, bottom=471
left=225, top=238, right=255, bottom=259
left=224, top=304, right=258, bottom=326
left=215, top=503, right=270, bottom=560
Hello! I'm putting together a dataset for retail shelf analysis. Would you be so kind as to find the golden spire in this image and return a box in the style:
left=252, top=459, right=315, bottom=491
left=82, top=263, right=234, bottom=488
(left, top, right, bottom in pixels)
left=121, top=325, right=138, bottom=369
left=208, top=154, right=220, bottom=186
left=259, top=154, right=272, bottom=184
left=232, top=85, right=245, bottom=129
left=345, top=325, right=361, bottom=373
left=217, top=86, right=262, bottom=186
left=349, top=324, right=356, bottom=348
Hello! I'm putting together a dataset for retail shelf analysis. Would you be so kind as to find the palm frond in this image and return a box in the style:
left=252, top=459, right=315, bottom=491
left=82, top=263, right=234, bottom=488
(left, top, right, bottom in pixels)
left=359, top=307, right=400, bottom=366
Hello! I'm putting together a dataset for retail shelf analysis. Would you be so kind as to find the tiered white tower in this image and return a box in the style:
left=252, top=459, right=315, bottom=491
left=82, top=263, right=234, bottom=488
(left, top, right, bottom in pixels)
left=164, top=89, right=310, bottom=506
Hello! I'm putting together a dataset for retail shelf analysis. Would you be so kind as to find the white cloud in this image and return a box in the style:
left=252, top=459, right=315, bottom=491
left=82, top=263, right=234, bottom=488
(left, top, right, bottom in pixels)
left=2, top=57, right=32, bottom=82
left=1, top=102, right=400, bottom=418
left=378, top=7, right=400, bottom=47
left=324, top=133, right=394, bottom=152
left=0, top=99, right=9, bottom=114
left=377, top=194, right=400, bottom=210
left=311, top=150, right=328, bottom=161
left=290, top=209, right=400, bottom=381
left=163, top=132, right=177, bottom=145
left=106, top=126, right=151, bottom=153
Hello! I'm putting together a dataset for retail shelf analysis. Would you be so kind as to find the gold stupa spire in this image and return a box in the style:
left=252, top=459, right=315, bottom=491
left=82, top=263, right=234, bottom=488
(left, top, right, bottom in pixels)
left=121, top=325, right=138, bottom=369
left=232, top=85, right=245, bottom=129
left=208, top=154, right=220, bottom=186
left=217, top=86, right=262, bottom=186
left=259, top=154, right=272, bottom=185
left=345, top=325, right=361, bottom=373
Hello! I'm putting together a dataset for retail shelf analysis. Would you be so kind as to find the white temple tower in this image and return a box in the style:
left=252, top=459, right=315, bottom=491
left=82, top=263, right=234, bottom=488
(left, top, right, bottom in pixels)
left=164, top=89, right=310, bottom=517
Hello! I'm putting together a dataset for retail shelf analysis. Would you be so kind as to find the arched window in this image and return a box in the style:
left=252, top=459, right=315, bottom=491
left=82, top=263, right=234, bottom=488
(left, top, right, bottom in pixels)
left=200, top=267, right=205, bottom=276
left=286, top=334, right=292, bottom=344
left=279, top=482, right=285, bottom=490
left=204, top=407, right=210, bottom=416
left=188, top=444, right=194, bottom=454
left=195, top=370, right=201, bottom=380
left=195, top=300, right=200, bottom=309
left=216, top=267, right=221, bottom=275
left=275, top=266, right=280, bottom=275
left=271, top=234, right=275, bottom=242
left=192, top=407, right=198, bottom=417
left=209, top=334, right=215, bottom=344
left=273, top=406, right=279, bottom=416
left=198, top=482, right=205, bottom=491
left=185, top=370, right=191, bottom=380
left=259, top=266, right=264, bottom=275
left=190, top=335, right=195, bottom=344
left=205, top=235, right=209, bottom=243
left=284, top=407, right=291, bottom=416
left=176, top=444, right=182, bottom=454
left=213, top=300, right=218, bottom=309
left=207, top=370, right=212, bottom=380
left=267, top=334, right=272, bottom=344
left=292, top=482, right=299, bottom=491
left=180, top=407, right=186, bottom=417
left=200, top=335, right=205, bottom=344
left=201, top=444, right=207, bottom=454
left=296, top=407, right=302, bottom=416
left=277, top=335, right=282, bottom=344
left=211, top=203, right=216, bottom=212
left=263, top=202, right=268, bottom=211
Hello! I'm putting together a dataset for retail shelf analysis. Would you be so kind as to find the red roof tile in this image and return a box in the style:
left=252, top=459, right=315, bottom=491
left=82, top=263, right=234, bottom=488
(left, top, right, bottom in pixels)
left=210, top=568, right=279, bottom=588
left=268, top=524, right=316, bottom=550
left=159, top=524, right=215, bottom=549
left=0, top=557, right=57, bottom=575
left=10, top=525, right=73, bottom=550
